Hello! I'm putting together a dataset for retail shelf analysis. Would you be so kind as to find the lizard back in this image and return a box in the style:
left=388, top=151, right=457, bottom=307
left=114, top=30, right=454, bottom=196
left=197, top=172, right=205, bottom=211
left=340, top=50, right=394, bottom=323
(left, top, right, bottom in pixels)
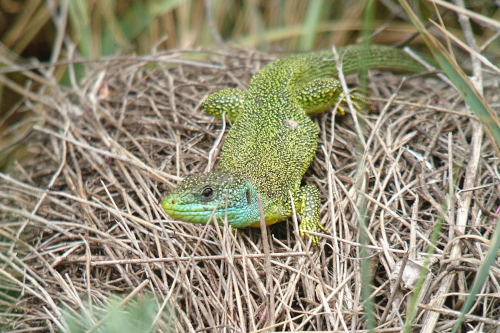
left=219, top=55, right=320, bottom=199
left=218, top=45, right=425, bottom=198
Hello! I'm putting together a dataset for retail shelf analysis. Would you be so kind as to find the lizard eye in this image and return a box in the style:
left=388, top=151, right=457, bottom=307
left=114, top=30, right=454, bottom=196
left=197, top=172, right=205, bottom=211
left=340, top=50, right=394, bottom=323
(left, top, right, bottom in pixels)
left=201, top=187, right=214, bottom=199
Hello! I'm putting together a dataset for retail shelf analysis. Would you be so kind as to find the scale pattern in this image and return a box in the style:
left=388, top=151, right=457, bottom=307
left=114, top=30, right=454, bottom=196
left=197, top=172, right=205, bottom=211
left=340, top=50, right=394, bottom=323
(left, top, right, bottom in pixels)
left=162, top=45, right=425, bottom=245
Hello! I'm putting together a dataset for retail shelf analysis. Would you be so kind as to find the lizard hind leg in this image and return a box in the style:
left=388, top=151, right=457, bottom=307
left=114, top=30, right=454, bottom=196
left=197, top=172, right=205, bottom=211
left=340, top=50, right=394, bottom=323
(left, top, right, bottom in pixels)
left=296, top=184, right=327, bottom=246
left=296, top=78, right=371, bottom=116
left=201, top=88, right=246, bottom=122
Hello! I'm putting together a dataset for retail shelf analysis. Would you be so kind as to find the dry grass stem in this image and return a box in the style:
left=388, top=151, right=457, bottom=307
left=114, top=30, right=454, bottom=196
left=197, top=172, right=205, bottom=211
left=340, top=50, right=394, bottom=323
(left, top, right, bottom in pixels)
left=1, top=48, right=500, bottom=331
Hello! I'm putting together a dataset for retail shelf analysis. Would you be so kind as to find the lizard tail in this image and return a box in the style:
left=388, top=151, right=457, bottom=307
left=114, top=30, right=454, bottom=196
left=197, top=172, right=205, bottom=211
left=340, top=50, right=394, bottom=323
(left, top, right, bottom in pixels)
left=309, top=45, right=428, bottom=77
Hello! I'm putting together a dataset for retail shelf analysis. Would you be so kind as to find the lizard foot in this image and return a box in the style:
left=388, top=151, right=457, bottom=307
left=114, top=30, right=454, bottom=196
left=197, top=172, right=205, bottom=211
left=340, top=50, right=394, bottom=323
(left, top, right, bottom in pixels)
left=337, top=89, right=372, bottom=115
left=297, top=184, right=328, bottom=246
left=299, top=221, right=329, bottom=246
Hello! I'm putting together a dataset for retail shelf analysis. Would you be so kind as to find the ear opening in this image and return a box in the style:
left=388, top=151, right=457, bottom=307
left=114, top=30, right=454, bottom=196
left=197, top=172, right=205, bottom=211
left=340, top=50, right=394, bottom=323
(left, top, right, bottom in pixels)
left=245, top=188, right=251, bottom=206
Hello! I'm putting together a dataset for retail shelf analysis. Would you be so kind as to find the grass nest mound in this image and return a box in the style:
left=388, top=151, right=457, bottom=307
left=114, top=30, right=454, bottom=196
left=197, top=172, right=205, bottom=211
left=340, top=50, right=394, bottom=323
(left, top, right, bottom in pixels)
left=1, top=49, right=500, bottom=332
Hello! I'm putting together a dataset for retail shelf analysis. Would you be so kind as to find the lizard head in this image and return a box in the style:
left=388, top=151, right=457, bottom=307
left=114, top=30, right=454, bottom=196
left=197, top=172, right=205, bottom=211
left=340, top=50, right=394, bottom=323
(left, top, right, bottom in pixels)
left=162, top=170, right=260, bottom=228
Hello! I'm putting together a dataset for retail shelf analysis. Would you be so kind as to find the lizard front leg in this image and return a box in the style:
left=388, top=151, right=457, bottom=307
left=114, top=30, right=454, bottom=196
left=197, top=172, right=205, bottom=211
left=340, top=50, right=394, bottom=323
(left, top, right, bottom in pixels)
left=296, top=184, right=327, bottom=246
left=296, top=78, right=370, bottom=115
left=201, top=88, right=246, bottom=122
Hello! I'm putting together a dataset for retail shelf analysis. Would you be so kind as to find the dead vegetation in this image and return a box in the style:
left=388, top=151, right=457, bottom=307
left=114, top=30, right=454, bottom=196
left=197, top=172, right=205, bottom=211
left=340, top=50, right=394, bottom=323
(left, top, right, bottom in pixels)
left=1, top=48, right=500, bottom=332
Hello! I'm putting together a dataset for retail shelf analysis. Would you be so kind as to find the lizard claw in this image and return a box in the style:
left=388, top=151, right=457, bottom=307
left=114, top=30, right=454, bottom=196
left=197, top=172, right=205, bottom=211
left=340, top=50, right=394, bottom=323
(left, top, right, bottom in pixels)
left=338, top=89, right=372, bottom=113
left=300, top=230, right=320, bottom=246
left=300, top=222, right=328, bottom=246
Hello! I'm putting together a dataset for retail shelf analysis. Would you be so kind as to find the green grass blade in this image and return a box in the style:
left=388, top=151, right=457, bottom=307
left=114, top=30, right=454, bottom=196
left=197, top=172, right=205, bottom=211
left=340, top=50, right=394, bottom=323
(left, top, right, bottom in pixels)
left=98, top=0, right=130, bottom=56
left=358, top=1, right=376, bottom=330
left=299, top=0, right=324, bottom=50
left=63, top=294, right=175, bottom=333
left=451, top=224, right=500, bottom=332
left=118, top=1, right=151, bottom=43
left=397, top=0, right=500, bottom=156
left=67, top=0, right=94, bottom=58
left=150, top=0, right=188, bottom=15
left=116, top=0, right=186, bottom=52
left=246, top=0, right=268, bottom=50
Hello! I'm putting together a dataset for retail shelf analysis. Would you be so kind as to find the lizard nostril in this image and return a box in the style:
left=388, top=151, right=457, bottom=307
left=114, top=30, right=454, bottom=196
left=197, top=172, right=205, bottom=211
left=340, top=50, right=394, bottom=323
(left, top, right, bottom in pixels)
left=171, top=199, right=177, bottom=205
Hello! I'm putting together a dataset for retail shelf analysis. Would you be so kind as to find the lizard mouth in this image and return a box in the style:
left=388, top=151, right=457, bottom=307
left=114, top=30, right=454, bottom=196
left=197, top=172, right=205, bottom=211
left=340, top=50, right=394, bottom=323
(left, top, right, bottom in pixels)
left=162, top=201, right=240, bottom=224
left=162, top=201, right=215, bottom=223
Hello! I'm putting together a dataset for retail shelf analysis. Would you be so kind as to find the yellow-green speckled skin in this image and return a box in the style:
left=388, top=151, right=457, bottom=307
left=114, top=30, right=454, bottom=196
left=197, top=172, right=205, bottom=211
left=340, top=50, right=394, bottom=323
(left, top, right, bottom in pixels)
left=162, top=45, right=425, bottom=245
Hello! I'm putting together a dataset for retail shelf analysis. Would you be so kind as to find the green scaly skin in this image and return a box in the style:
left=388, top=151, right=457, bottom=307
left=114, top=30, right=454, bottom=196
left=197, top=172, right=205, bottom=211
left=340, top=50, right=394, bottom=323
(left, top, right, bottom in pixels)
left=162, top=45, right=425, bottom=245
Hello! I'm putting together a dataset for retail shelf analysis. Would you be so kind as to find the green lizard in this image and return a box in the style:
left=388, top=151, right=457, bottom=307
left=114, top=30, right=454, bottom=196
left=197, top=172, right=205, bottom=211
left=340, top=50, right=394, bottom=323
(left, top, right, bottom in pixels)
left=162, top=45, right=425, bottom=245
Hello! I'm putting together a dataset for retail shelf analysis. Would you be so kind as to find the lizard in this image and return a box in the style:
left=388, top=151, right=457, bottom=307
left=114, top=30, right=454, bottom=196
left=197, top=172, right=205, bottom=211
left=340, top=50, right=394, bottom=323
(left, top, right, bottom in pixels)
left=162, top=45, right=425, bottom=245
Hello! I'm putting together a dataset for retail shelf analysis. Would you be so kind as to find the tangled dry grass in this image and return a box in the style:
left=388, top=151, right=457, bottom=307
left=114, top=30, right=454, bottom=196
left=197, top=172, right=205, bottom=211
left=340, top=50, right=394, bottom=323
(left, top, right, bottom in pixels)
left=1, top=48, right=500, bottom=332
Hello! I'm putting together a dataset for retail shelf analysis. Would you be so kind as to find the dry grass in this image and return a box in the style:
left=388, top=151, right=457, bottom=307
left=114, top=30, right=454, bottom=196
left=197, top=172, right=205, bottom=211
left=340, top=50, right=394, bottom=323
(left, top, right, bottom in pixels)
left=1, top=48, right=500, bottom=332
